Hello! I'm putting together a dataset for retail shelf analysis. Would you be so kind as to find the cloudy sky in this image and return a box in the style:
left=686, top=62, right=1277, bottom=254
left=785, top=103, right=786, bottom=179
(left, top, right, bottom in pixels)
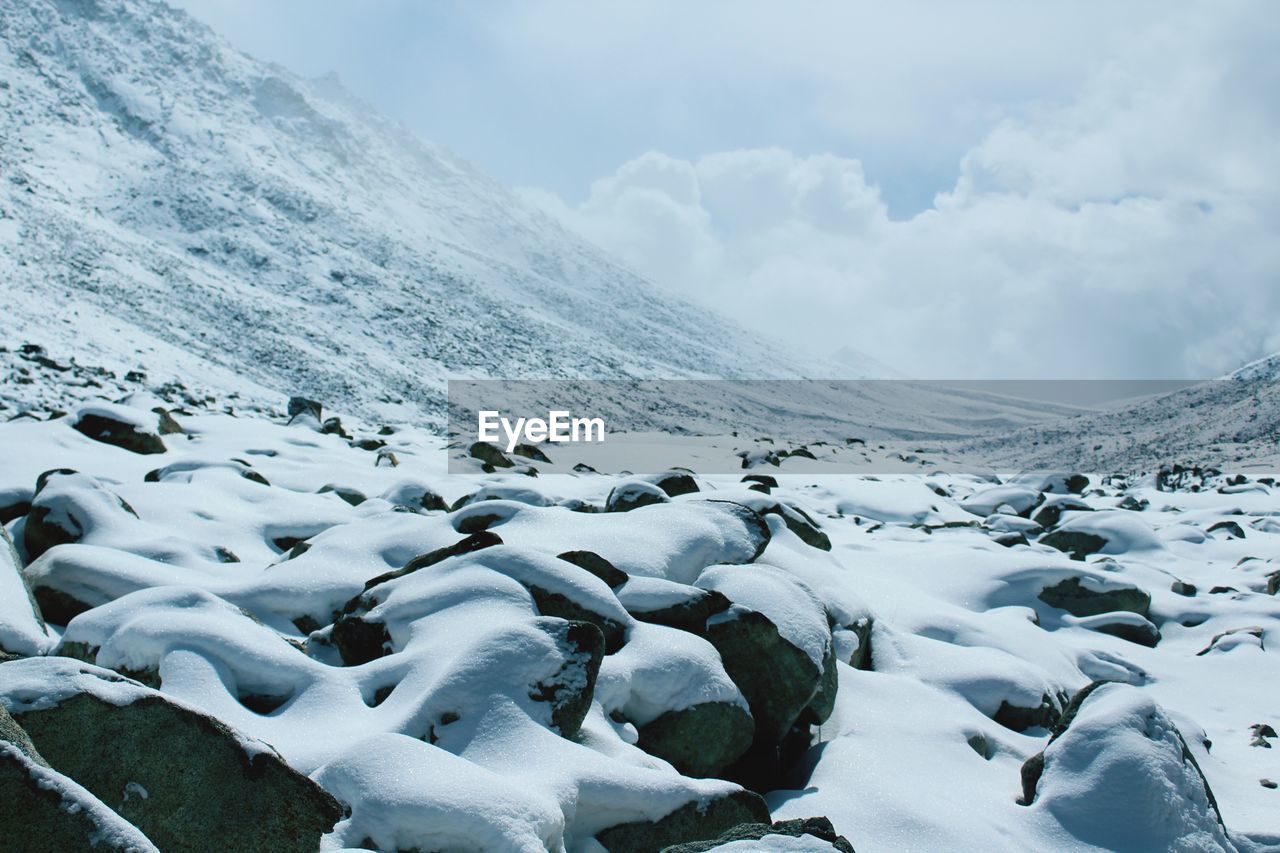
left=175, top=0, right=1279, bottom=379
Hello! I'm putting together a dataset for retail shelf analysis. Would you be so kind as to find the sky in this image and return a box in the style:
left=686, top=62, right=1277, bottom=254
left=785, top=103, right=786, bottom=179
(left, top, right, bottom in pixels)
left=174, top=0, right=1280, bottom=379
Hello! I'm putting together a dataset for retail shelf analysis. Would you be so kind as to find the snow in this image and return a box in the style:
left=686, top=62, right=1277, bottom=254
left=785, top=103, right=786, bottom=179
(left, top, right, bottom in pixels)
left=313, top=733, right=564, bottom=852
left=1, top=0, right=1278, bottom=846
left=1027, top=683, right=1233, bottom=851
left=0, top=527, right=52, bottom=656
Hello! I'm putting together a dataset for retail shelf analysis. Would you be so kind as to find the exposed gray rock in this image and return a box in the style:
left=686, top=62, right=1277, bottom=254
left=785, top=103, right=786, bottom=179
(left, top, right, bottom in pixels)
left=4, top=659, right=341, bottom=853
left=635, top=701, right=755, bottom=778
left=1, top=738, right=160, bottom=852
left=1039, top=530, right=1108, bottom=560
left=468, top=441, right=516, bottom=469
left=529, top=619, right=604, bottom=739
left=1037, top=576, right=1150, bottom=618
left=24, top=470, right=138, bottom=563
left=595, top=789, right=770, bottom=853
left=557, top=550, right=628, bottom=588
left=606, top=480, right=670, bottom=513
left=72, top=411, right=168, bottom=455
left=286, top=396, right=322, bottom=422
left=660, top=815, right=856, bottom=852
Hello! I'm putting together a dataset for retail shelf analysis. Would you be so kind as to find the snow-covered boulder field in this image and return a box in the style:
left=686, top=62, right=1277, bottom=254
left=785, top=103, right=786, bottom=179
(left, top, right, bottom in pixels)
left=2, top=389, right=1279, bottom=851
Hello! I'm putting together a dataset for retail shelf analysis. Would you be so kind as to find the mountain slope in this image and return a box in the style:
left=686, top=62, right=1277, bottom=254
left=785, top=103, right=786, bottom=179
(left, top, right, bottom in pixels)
left=0, top=0, right=847, bottom=426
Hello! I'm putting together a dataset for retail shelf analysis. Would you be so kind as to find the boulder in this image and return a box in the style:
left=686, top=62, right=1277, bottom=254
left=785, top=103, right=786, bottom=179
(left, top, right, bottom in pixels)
left=0, top=526, right=51, bottom=656
left=1037, top=576, right=1150, bottom=618
left=1081, top=612, right=1161, bottom=647
left=72, top=406, right=169, bottom=455
left=557, top=550, right=628, bottom=588
left=318, top=484, right=366, bottom=506
left=635, top=701, right=755, bottom=779
left=1031, top=496, right=1093, bottom=530
left=606, top=480, right=670, bottom=513
left=1018, top=682, right=1230, bottom=851
left=2, top=658, right=342, bottom=853
left=594, top=789, right=770, bottom=853
left=468, top=441, right=516, bottom=468
left=24, top=470, right=139, bottom=563
left=286, top=396, right=322, bottom=422
left=529, top=619, right=605, bottom=739
left=1039, top=530, right=1108, bottom=560
left=1, top=733, right=160, bottom=852
left=661, top=815, right=856, bottom=852
left=0, top=485, right=33, bottom=524
left=1208, top=520, right=1246, bottom=539
left=993, top=691, right=1067, bottom=732
left=511, top=442, right=552, bottom=463
left=617, top=576, right=730, bottom=634
left=642, top=470, right=700, bottom=498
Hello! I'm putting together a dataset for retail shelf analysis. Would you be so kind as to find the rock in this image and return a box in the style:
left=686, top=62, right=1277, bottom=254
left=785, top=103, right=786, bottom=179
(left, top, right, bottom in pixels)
left=661, top=815, right=856, bottom=852
left=1208, top=520, right=1246, bottom=539
left=319, top=416, right=349, bottom=438
left=557, top=550, right=628, bottom=588
left=1, top=703, right=44, bottom=765
left=697, top=566, right=834, bottom=746
left=468, top=441, right=516, bottom=468
left=1031, top=496, right=1093, bottom=529
left=2, top=658, right=342, bottom=852
left=837, top=617, right=874, bottom=671
left=1118, top=495, right=1149, bottom=512
left=528, top=619, right=604, bottom=739
left=362, top=532, right=504, bottom=592
left=758, top=501, right=831, bottom=551
left=1018, top=682, right=1229, bottom=851
left=606, top=480, right=670, bottom=513
left=72, top=406, right=168, bottom=455
left=24, top=470, right=138, bottom=563
left=1171, top=580, right=1197, bottom=597
left=380, top=481, right=449, bottom=512
left=594, top=789, right=770, bottom=853
left=1037, top=576, right=1150, bottom=618
left=511, top=442, right=552, bottom=463
left=1039, top=530, right=1108, bottom=560
left=1010, top=471, right=1090, bottom=495
left=995, top=532, right=1030, bottom=548
left=1086, top=613, right=1162, bottom=647
left=1, top=734, right=160, bottom=852
left=635, top=701, right=755, bottom=778
left=643, top=470, right=700, bottom=497
left=619, top=579, right=730, bottom=635
left=333, top=533, right=504, bottom=665
left=741, top=474, right=778, bottom=489
left=287, top=396, right=322, bottom=422
left=526, top=583, right=628, bottom=655
left=0, top=485, right=34, bottom=523
left=318, top=484, right=366, bottom=506
left=960, top=486, right=1040, bottom=517
left=1196, top=626, right=1264, bottom=656
left=0, top=525, right=50, bottom=656
left=993, top=691, right=1066, bottom=732
left=705, top=609, right=822, bottom=743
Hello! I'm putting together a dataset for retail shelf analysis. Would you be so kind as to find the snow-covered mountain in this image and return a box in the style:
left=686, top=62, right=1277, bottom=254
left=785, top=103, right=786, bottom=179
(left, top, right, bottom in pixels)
left=0, top=0, right=849, bottom=426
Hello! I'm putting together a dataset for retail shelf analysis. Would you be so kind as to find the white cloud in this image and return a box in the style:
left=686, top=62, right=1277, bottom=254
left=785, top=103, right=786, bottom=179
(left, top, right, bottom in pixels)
left=523, top=1, right=1280, bottom=378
